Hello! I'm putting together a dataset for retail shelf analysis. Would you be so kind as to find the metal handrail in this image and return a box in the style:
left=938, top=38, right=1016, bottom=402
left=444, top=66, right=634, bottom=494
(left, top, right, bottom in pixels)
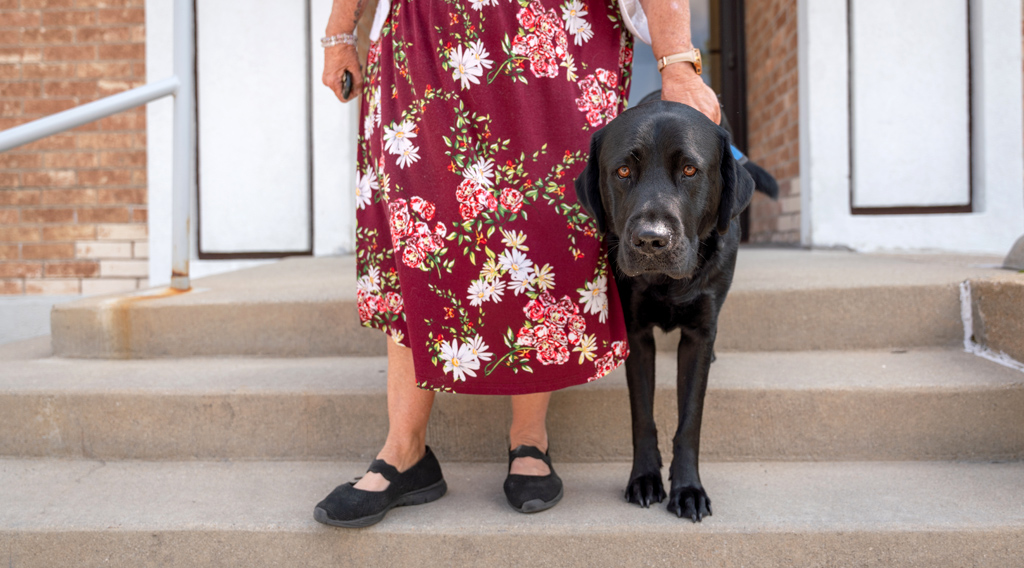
left=0, top=0, right=195, bottom=291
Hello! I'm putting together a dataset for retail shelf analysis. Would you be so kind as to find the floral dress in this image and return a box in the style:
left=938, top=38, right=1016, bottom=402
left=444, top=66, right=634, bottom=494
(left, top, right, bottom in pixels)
left=355, top=0, right=633, bottom=395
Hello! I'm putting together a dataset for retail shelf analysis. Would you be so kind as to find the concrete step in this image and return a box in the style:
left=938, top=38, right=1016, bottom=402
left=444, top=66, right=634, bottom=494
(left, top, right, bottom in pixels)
left=49, top=249, right=1008, bottom=358
left=4, top=337, right=1022, bottom=462
left=2, top=458, right=1022, bottom=567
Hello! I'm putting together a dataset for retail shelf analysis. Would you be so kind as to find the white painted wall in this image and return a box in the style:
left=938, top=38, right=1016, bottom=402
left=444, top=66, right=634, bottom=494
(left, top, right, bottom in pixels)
left=146, top=0, right=358, bottom=286
left=799, top=0, right=1023, bottom=254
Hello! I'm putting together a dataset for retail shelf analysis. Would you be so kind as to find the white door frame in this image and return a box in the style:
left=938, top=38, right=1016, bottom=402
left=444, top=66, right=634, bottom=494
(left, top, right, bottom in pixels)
left=146, top=0, right=358, bottom=285
left=798, top=0, right=1023, bottom=255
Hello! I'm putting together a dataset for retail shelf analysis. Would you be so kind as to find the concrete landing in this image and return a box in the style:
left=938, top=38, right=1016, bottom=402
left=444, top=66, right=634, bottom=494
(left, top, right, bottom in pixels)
left=2, top=459, right=1022, bottom=567
left=3, top=339, right=1022, bottom=462
left=48, top=248, right=1008, bottom=359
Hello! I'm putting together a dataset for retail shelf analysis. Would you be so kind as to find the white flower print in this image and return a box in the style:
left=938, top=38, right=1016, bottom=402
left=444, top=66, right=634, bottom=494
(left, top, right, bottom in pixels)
left=464, top=157, right=495, bottom=187
left=395, top=144, right=421, bottom=169
left=469, top=0, right=498, bottom=11
left=363, top=86, right=381, bottom=137
left=390, top=328, right=405, bottom=345
left=357, top=266, right=381, bottom=294
left=467, top=334, right=493, bottom=362
left=468, top=39, right=495, bottom=71
left=579, top=275, right=609, bottom=323
left=573, top=333, right=597, bottom=364
left=450, top=45, right=484, bottom=90
left=481, top=258, right=502, bottom=281
left=571, top=20, right=594, bottom=46
left=498, top=248, right=533, bottom=281
left=510, top=273, right=535, bottom=296
left=500, top=229, right=528, bottom=251
left=561, top=1, right=588, bottom=32
left=533, top=263, right=556, bottom=291
left=355, top=169, right=378, bottom=210
left=384, top=120, right=417, bottom=154
left=562, top=53, right=578, bottom=82
left=440, top=339, right=480, bottom=382
left=467, top=279, right=489, bottom=307
left=484, top=278, right=507, bottom=303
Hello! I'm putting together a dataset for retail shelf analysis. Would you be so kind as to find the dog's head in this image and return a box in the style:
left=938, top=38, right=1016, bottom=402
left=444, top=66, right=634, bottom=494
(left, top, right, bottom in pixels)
left=574, top=100, right=754, bottom=279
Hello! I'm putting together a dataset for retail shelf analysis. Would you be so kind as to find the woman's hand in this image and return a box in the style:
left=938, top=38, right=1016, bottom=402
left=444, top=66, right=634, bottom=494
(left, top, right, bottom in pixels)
left=660, top=63, right=721, bottom=124
left=323, top=44, right=363, bottom=103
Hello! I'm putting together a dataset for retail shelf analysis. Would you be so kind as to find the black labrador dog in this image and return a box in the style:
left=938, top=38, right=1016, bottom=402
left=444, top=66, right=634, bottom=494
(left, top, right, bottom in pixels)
left=574, top=97, right=777, bottom=522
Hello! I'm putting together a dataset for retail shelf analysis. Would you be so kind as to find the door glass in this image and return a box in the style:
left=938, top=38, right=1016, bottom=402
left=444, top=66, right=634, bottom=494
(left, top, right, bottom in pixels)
left=627, top=0, right=718, bottom=106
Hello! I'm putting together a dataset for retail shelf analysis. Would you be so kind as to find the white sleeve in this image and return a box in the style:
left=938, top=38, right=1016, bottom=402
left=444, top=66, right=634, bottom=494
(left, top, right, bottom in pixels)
left=369, top=0, right=390, bottom=43
left=618, top=0, right=652, bottom=45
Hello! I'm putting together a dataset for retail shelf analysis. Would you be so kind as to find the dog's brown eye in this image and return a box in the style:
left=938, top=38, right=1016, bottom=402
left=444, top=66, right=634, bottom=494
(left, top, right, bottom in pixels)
left=616, top=166, right=631, bottom=178
left=683, top=165, right=697, bottom=177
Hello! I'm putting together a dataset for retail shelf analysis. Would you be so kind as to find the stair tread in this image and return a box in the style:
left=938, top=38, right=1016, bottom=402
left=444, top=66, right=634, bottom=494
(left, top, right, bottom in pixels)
left=3, top=458, right=1023, bottom=532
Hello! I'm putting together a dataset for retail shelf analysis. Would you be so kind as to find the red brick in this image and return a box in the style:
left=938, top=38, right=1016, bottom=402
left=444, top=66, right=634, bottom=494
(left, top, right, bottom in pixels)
left=99, top=150, right=144, bottom=167
left=0, top=12, right=41, bottom=27
left=78, top=169, right=132, bottom=186
left=0, top=245, right=18, bottom=260
left=41, top=11, right=96, bottom=27
left=0, top=46, right=43, bottom=63
left=75, top=0, right=143, bottom=6
left=0, top=154, right=41, bottom=169
left=0, top=81, right=41, bottom=97
left=43, top=44, right=98, bottom=61
left=21, top=207, right=75, bottom=224
left=0, top=209, right=18, bottom=223
left=23, top=170, right=76, bottom=187
left=21, top=28, right=74, bottom=45
left=21, top=62, right=76, bottom=79
left=43, top=152, right=97, bottom=168
left=97, top=111, right=143, bottom=130
left=23, top=98, right=77, bottom=115
left=76, top=132, right=136, bottom=149
left=131, top=169, right=145, bottom=184
left=44, top=261, right=98, bottom=277
left=75, top=27, right=132, bottom=43
left=0, top=173, right=19, bottom=188
left=97, top=43, right=144, bottom=60
left=76, top=61, right=132, bottom=79
left=77, top=206, right=130, bottom=223
left=43, top=80, right=98, bottom=98
left=22, top=0, right=75, bottom=7
left=0, top=63, right=19, bottom=80
left=0, top=262, right=42, bottom=279
left=0, top=190, right=41, bottom=206
left=0, top=100, right=21, bottom=116
left=42, top=224, right=95, bottom=241
left=0, top=280, right=24, bottom=295
left=22, top=243, right=76, bottom=259
left=0, top=226, right=41, bottom=242
left=0, top=29, right=23, bottom=46
left=97, top=8, right=144, bottom=24
left=131, top=207, right=145, bottom=222
left=41, top=189, right=97, bottom=205
left=97, top=188, right=144, bottom=204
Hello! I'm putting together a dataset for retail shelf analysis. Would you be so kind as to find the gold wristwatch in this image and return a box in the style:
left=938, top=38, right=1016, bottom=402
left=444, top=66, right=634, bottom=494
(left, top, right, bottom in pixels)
left=657, top=48, right=702, bottom=75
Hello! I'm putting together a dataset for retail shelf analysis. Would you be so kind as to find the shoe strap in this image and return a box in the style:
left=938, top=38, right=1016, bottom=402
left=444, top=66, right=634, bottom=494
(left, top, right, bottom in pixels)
left=508, top=445, right=551, bottom=467
left=366, top=459, right=400, bottom=482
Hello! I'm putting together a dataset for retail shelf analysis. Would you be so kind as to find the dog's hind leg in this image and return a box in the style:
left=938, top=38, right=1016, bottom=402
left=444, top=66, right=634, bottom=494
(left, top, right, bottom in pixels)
left=667, top=320, right=715, bottom=522
left=624, top=326, right=666, bottom=508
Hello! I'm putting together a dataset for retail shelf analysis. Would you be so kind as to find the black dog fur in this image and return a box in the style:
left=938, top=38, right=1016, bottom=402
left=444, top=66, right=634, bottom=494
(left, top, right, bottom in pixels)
left=574, top=98, right=777, bottom=522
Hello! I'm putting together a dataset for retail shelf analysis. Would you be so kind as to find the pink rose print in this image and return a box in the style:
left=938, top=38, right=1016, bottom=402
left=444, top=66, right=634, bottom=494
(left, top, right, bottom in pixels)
left=500, top=188, right=524, bottom=213
left=575, top=69, right=622, bottom=127
left=511, top=2, right=570, bottom=80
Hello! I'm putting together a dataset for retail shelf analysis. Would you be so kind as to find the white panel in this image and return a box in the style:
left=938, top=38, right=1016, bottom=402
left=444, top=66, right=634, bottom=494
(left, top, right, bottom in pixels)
left=850, top=0, right=970, bottom=208
left=197, top=0, right=311, bottom=253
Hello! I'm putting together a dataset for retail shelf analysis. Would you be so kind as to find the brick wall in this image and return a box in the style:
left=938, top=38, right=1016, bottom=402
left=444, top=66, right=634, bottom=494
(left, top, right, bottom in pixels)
left=745, top=0, right=800, bottom=244
left=0, top=0, right=148, bottom=296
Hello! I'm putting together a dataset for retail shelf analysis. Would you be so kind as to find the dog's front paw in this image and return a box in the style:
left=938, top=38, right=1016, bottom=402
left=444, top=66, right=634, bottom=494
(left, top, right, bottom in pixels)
left=667, top=485, right=711, bottom=522
left=624, top=472, right=666, bottom=508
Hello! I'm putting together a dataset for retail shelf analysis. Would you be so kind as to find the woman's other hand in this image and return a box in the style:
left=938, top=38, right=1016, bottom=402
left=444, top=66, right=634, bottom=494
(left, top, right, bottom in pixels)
left=660, top=63, right=721, bottom=124
left=323, top=44, right=363, bottom=103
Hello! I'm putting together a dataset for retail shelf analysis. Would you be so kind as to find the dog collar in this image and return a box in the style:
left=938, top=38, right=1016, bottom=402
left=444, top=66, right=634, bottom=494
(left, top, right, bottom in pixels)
left=730, top=145, right=749, bottom=166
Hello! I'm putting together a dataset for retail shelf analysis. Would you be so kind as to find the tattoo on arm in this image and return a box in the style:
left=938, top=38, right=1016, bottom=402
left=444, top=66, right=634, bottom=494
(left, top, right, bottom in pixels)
left=353, top=0, right=368, bottom=29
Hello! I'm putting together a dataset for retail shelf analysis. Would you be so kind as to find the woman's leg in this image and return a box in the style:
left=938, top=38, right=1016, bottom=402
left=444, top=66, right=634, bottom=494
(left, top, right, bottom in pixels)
left=353, top=337, right=435, bottom=490
left=508, top=392, right=552, bottom=476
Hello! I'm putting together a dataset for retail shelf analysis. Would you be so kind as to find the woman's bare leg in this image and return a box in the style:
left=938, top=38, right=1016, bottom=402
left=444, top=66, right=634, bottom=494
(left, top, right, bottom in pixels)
left=353, top=338, right=435, bottom=490
left=509, top=392, right=552, bottom=476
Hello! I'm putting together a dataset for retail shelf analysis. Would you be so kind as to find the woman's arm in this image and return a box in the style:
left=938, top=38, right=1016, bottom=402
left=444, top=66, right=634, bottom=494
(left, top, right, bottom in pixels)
left=322, top=0, right=369, bottom=103
left=640, top=0, right=721, bottom=124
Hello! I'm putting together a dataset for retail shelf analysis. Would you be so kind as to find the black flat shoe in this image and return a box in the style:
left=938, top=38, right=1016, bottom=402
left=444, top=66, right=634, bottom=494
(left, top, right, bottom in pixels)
left=503, top=445, right=563, bottom=513
left=314, top=446, right=447, bottom=528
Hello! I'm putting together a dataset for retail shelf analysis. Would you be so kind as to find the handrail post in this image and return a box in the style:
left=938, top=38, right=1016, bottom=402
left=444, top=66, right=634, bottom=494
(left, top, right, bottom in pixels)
left=170, top=0, right=195, bottom=291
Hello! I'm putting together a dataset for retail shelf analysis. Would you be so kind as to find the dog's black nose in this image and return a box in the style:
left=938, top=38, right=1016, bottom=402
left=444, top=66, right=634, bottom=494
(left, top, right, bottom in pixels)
left=632, top=228, right=671, bottom=253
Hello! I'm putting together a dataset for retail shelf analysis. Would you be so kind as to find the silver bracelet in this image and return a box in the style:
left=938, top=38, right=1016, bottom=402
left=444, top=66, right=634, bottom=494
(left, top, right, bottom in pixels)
left=320, top=32, right=357, bottom=48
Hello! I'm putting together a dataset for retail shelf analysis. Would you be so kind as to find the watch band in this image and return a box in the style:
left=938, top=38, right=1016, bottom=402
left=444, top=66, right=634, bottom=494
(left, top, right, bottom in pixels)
left=657, top=48, right=702, bottom=75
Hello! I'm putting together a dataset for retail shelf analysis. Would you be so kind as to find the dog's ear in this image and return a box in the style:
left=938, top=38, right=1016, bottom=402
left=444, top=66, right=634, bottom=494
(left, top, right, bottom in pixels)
left=716, top=129, right=755, bottom=235
left=574, top=128, right=607, bottom=234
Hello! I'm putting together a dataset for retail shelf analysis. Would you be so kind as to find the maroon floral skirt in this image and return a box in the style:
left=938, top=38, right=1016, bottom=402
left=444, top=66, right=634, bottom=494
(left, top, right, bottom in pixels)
left=355, top=0, right=635, bottom=395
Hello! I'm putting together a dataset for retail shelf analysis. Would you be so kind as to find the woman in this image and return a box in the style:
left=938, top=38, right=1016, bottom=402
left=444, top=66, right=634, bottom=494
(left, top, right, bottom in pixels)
left=315, top=0, right=719, bottom=527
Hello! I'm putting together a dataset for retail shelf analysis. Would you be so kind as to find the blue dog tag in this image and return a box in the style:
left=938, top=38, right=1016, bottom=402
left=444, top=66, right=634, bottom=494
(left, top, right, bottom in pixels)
left=730, top=144, right=748, bottom=165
